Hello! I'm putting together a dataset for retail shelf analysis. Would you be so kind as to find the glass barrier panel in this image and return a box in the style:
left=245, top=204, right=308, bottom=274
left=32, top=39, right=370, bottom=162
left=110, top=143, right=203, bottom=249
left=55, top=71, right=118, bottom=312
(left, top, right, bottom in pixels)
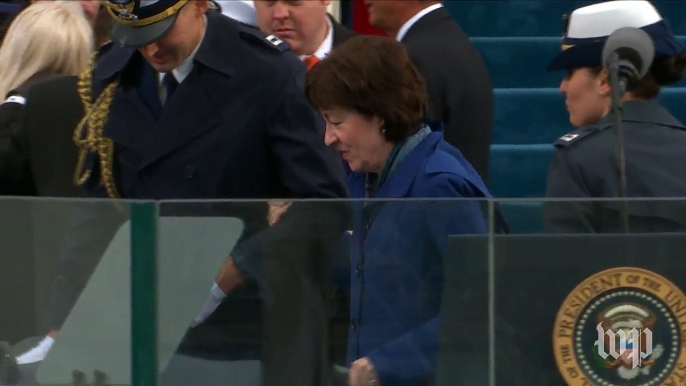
left=156, top=198, right=495, bottom=386
left=475, top=198, right=686, bottom=386
left=13, top=196, right=686, bottom=385
left=0, top=197, right=134, bottom=386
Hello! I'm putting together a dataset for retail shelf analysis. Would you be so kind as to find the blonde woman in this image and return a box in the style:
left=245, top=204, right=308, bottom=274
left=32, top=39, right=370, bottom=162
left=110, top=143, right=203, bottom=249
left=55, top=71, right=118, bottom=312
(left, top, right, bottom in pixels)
left=0, top=0, right=93, bottom=195
left=1, top=0, right=100, bottom=42
left=0, top=1, right=93, bottom=101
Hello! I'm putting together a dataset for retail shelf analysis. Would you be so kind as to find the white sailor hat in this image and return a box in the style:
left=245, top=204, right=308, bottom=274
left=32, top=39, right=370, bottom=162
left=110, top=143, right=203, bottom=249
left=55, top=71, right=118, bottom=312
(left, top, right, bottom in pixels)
left=215, top=0, right=256, bottom=27
left=547, top=0, right=685, bottom=72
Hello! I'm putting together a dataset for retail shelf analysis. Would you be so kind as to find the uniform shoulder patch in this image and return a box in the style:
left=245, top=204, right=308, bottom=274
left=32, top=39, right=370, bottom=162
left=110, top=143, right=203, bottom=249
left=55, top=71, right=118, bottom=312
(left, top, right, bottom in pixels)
left=1, top=95, right=26, bottom=106
left=238, top=25, right=290, bottom=53
left=553, top=127, right=599, bottom=147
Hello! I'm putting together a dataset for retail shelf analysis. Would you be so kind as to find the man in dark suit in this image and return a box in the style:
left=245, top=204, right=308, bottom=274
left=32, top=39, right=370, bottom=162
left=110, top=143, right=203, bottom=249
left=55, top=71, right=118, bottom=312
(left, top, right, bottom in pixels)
left=254, top=0, right=355, bottom=68
left=365, top=0, right=494, bottom=182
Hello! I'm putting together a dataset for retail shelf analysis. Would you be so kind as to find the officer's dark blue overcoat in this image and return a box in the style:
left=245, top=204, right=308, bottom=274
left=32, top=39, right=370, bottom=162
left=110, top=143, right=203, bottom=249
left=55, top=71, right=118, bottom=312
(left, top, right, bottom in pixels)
left=83, top=11, right=348, bottom=202
left=49, top=12, right=350, bottom=385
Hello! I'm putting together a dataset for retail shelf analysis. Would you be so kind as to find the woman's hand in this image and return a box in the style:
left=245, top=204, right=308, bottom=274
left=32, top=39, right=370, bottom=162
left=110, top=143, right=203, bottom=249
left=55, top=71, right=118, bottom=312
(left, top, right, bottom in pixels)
left=349, top=357, right=379, bottom=386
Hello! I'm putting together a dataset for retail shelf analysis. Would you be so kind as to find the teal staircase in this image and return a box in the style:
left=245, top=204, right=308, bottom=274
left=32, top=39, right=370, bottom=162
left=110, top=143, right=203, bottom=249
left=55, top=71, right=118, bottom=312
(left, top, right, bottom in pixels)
left=445, top=1, right=686, bottom=232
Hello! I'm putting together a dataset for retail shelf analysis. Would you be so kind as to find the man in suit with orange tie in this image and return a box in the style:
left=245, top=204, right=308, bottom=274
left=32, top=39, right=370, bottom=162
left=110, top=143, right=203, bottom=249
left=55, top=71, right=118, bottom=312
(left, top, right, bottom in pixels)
left=253, top=0, right=356, bottom=70
left=365, top=0, right=494, bottom=183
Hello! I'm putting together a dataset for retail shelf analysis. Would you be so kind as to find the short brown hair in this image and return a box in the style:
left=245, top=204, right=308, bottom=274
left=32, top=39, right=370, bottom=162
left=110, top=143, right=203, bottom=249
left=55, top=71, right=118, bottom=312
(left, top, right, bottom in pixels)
left=305, top=35, right=427, bottom=143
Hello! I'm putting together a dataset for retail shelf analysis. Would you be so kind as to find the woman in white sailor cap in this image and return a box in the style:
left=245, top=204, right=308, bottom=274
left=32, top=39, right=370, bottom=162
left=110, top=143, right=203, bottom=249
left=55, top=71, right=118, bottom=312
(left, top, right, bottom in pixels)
left=544, top=0, right=686, bottom=233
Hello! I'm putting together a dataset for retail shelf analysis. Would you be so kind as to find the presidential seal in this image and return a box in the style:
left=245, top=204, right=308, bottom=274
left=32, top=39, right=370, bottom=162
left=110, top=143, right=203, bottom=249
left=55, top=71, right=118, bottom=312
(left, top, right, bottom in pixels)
left=553, top=267, right=686, bottom=386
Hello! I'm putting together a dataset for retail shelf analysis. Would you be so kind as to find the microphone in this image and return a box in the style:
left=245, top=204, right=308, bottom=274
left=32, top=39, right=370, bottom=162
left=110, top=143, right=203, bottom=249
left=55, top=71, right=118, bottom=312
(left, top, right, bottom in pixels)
left=601, top=27, right=655, bottom=233
left=602, top=27, right=655, bottom=95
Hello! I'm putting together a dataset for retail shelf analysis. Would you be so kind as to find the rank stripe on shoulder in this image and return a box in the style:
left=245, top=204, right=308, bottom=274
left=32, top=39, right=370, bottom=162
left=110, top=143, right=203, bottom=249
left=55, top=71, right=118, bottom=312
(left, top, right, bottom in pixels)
left=554, top=128, right=597, bottom=147
left=239, top=26, right=289, bottom=52
left=559, top=133, right=579, bottom=142
left=2, top=95, right=26, bottom=105
left=265, top=34, right=284, bottom=47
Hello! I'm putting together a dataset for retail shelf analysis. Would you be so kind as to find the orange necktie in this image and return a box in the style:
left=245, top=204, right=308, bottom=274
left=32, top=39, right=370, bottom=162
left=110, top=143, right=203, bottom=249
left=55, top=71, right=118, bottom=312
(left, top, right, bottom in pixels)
left=303, top=55, right=320, bottom=71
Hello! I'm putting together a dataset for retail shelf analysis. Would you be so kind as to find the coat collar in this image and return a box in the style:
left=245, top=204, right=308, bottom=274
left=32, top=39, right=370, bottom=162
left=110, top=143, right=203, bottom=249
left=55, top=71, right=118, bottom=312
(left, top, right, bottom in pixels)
left=95, top=11, right=239, bottom=82
left=299, top=15, right=333, bottom=60
left=11, top=72, right=59, bottom=97
left=400, top=6, right=453, bottom=42
left=396, top=3, right=444, bottom=41
left=331, top=15, right=356, bottom=47
left=350, top=132, right=444, bottom=199
left=193, top=11, right=240, bottom=77
left=596, top=100, right=685, bottom=130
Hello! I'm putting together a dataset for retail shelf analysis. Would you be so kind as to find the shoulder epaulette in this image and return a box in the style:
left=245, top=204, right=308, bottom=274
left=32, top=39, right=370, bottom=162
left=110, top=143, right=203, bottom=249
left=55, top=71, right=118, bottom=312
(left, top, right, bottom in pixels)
left=239, top=25, right=290, bottom=53
left=553, top=127, right=599, bottom=147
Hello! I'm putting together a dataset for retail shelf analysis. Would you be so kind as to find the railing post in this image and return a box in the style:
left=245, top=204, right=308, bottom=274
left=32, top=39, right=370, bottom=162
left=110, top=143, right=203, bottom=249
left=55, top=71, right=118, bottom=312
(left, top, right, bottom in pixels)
left=130, top=202, right=158, bottom=386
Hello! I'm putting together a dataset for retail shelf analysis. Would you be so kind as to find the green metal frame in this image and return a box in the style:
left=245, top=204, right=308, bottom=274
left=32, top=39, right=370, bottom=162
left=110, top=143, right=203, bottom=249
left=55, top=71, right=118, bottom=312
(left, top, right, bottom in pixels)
left=130, top=202, right=159, bottom=386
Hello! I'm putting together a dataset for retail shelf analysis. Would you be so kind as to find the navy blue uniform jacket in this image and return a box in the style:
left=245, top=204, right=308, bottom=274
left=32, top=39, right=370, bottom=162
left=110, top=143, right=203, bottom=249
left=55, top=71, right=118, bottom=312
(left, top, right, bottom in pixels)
left=75, top=11, right=349, bottom=272
left=345, top=132, right=491, bottom=385
left=48, top=12, right=350, bottom=373
left=545, top=100, right=686, bottom=233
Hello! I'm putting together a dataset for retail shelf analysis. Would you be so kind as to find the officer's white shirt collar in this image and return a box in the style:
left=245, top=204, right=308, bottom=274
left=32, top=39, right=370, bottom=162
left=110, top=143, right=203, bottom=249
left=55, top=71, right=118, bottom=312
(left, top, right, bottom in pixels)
left=395, top=3, right=443, bottom=42
left=299, top=16, right=333, bottom=60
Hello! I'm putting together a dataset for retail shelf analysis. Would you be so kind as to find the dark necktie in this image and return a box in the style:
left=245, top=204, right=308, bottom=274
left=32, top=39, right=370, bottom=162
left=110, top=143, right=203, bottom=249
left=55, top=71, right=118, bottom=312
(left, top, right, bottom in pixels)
left=163, top=73, right=179, bottom=103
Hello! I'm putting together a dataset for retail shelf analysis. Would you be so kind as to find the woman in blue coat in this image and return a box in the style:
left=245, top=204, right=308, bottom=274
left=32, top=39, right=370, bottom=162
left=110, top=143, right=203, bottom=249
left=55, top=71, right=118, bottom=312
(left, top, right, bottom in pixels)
left=305, top=36, right=495, bottom=386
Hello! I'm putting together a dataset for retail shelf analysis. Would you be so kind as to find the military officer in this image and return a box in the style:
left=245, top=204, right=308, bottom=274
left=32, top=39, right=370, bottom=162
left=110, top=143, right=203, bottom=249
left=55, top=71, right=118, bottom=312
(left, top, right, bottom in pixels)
left=544, top=0, right=686, bottom=233
left=29, top=0, right=350, bottom=385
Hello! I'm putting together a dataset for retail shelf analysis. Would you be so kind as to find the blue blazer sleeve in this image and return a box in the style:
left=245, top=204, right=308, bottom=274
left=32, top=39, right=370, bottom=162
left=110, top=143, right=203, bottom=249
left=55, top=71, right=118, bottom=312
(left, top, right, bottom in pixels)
left=366, top=174, right=488, bottom=384
left=367, top=316, right=441, bottom=383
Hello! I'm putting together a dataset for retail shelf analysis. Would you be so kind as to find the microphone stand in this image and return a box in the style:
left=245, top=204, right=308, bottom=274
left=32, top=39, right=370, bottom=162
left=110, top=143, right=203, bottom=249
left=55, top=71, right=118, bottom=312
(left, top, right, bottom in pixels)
left=606, top=53, right=630, bottom=233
